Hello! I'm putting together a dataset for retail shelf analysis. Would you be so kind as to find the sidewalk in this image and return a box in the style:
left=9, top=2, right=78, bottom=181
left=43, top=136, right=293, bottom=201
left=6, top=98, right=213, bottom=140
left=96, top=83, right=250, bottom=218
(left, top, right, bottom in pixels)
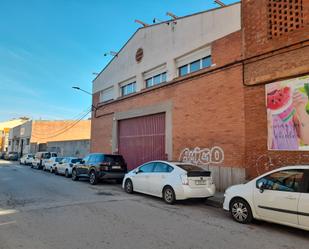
left=206, top=192, right=224, bottom=208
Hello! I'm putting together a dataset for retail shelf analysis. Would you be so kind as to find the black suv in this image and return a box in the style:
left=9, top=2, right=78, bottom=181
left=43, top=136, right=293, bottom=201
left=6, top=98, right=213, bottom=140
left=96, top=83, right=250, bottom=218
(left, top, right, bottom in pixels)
left=71, top=153, right=127, bottom=185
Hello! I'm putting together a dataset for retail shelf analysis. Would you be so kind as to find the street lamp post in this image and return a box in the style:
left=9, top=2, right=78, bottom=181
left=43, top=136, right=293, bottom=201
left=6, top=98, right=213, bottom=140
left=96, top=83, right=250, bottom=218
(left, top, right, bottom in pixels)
left=72, top=86, right=97, bottom=111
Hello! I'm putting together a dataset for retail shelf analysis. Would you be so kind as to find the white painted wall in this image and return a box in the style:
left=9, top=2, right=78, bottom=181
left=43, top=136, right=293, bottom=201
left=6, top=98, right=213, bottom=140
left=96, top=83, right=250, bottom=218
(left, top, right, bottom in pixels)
left=93, top=3, right=241, bottom=97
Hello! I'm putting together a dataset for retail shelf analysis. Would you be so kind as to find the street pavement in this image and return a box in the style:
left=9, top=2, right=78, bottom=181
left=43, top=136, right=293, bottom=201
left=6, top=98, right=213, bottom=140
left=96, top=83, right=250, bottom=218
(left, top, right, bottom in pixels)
left=0, top=160, right=308, bottom=249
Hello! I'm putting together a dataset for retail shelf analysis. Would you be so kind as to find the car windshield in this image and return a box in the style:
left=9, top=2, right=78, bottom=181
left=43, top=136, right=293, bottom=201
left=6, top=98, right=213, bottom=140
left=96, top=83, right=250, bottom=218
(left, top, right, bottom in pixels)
left=176, top=164, right=204, bottom=171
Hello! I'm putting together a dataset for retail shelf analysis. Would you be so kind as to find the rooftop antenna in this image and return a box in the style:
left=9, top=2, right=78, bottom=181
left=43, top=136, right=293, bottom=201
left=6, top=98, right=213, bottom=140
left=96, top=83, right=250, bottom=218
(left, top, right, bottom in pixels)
left=134, top=19, right=149, bottom=27
left=214, top=0, right=226, bottom=7
left=166, top=12, right=178, bottom=19
left=103, top=51, right=118, bottom=57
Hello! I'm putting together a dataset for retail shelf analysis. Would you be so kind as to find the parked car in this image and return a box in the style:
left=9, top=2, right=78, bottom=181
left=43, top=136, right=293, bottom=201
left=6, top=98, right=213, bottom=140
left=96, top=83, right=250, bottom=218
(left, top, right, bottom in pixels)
left=32, top=152, right=58, bottom=169
left=44, top=156, right=64, bottom=172
left=54, top=157, right=83, bottom=177
left=20, top=154, right=34, bottom=165
left=223, top=165, right=309, bottom=231
left=123, top=161, right=216, bottom=204
left=71, top=153, right=127, bottom=185
left=4, top=152, right=19, bottom=161
left=0, top=152, right=7, bottom=159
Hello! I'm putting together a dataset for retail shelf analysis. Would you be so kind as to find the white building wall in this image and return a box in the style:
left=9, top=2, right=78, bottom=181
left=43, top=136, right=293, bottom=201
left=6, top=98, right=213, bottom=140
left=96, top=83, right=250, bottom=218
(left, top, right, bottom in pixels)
left=93, top=3, right=241, bottom=97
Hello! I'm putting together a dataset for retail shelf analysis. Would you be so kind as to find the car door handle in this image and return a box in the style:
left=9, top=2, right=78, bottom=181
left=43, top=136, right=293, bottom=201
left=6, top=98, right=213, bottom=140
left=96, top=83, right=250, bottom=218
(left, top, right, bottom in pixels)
left=285, top=196, right=297, bottom=200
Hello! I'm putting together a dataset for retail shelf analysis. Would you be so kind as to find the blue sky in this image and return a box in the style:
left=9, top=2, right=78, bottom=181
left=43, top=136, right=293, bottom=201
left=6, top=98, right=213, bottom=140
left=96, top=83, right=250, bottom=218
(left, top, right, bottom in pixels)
left=0, top=0, right=238, bottom=122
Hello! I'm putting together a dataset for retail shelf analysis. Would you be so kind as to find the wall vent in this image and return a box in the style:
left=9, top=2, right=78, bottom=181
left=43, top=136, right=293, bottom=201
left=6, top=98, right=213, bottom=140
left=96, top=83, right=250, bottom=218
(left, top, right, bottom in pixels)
left=268, top=0, right=304, bottom=39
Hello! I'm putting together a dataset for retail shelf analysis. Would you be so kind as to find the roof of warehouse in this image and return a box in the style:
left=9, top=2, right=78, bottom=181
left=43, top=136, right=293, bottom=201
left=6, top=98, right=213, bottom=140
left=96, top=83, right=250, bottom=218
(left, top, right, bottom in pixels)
left=92, top=1, right=241, bottom=83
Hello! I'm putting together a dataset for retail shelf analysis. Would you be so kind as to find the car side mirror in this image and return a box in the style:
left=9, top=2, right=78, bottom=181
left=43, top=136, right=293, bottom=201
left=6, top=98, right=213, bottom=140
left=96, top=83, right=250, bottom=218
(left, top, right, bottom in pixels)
left=80, top=160, right=85, bottom=164
left=135, top=169, right=141, bottom=174
left=258, top=182, right=265, bottom=193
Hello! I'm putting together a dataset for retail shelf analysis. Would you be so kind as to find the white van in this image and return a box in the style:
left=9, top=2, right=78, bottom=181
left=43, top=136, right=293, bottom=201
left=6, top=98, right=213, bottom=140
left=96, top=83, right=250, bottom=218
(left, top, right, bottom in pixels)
left=32, top=152, right=58, bottom=170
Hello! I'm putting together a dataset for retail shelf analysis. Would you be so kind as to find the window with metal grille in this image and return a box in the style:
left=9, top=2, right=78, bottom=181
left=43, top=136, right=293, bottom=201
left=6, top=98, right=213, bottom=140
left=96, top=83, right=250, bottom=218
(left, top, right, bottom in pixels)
left=268, top=0, right=304, bottom=39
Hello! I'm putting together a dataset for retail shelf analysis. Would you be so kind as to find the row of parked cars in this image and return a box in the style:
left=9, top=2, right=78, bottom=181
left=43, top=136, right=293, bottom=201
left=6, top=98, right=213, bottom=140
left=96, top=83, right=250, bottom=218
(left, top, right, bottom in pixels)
left=18, top=152, right=309, bottom=231
left=0, top=151, right=19, bottom=161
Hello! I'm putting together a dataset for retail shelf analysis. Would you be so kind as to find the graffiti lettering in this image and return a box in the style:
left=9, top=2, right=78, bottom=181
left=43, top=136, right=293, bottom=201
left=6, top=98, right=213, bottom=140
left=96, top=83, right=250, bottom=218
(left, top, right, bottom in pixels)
left=179, top=146, right=224, bottom=166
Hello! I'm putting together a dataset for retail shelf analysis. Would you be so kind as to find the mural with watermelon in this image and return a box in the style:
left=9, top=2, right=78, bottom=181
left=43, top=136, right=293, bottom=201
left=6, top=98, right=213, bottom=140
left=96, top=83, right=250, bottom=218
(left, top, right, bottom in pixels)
left=266, top=75, right=309, bottom=151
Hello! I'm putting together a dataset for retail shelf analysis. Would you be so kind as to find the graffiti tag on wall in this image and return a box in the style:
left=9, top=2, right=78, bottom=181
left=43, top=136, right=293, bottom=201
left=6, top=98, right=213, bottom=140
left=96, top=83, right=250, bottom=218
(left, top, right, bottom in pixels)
left=179, top=146, right=224, bottom=166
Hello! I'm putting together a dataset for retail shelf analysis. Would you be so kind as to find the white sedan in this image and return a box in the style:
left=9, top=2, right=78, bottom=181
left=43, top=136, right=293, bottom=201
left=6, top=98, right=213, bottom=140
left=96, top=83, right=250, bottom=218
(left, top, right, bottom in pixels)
left=122, top=161, right=215, bottom=204
left=223, top=165, right=309, bottom=231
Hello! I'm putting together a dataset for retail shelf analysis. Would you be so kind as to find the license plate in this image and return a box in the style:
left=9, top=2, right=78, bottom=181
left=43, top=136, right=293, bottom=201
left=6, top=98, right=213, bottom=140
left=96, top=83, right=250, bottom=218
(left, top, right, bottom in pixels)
left=112, top=166, right=121, bottom=169
left=195, top=180, right=207, bottom=185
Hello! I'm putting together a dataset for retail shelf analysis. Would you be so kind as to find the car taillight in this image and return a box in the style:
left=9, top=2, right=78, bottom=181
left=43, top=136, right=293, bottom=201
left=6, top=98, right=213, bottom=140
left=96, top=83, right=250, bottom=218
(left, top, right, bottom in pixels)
left=99, top=164, right=109, bottom=171
left=180, top=174, right=189, bottom=185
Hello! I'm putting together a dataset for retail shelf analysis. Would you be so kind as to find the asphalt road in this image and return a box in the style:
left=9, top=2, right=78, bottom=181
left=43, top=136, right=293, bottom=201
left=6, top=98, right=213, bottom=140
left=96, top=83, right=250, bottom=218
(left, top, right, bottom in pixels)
left=0, top=160, right=308, bottom=249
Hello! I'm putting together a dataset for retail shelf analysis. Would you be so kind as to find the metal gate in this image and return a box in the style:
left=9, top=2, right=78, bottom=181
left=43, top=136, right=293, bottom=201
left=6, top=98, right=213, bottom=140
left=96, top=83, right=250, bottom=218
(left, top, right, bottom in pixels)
left=118, top=113, right=166, bottom=171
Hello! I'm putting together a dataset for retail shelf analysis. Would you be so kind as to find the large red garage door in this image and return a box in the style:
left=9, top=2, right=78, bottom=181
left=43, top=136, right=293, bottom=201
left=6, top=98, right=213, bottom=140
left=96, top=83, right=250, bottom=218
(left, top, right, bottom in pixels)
left=118, top=113, right=166, bottom=171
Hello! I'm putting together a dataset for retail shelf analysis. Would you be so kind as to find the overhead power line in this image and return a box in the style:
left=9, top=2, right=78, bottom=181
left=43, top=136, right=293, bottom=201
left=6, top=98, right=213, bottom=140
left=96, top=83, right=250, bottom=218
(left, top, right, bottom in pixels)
left=31, top=108, right=92, bottom=140
left=31, top=106, right=92, bottom=136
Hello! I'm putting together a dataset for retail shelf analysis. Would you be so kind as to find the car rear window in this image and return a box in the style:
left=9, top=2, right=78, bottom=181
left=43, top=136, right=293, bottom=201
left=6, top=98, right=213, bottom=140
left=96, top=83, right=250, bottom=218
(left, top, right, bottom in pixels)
left=104, top=155, right=125, bottom=164
left=176, top=164, right=204, bottom=171
left=71, top=159, right=82, bottom=164
left=176, top=164, right=211, bottom=177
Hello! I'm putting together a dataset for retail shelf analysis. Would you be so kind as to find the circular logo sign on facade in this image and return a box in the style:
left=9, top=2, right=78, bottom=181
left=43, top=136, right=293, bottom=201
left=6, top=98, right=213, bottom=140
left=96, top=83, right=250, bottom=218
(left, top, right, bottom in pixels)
left=135, top=48, right=143, bottom=63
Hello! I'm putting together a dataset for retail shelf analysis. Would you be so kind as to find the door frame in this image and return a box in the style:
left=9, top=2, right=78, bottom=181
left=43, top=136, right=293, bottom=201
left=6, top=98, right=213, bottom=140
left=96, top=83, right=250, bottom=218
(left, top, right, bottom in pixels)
left=112, top=101, right=173, bottom=161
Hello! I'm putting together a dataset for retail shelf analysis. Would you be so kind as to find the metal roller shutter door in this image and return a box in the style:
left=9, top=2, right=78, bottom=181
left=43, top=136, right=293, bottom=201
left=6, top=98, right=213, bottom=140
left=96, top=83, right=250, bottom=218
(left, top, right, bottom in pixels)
left=118, top=113, right=166, bottom=171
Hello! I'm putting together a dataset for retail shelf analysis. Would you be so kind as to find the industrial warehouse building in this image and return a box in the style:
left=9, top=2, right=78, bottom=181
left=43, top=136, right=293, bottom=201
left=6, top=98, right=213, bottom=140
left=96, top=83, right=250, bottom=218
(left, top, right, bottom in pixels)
left=91, top=1, right=309, bottom=190
left=8, top=120, right=91, bottom=157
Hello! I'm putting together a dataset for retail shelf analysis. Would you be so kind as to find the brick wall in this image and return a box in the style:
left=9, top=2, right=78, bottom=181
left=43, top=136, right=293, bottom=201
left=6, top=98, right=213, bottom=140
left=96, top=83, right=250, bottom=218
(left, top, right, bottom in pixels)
left=91, top=31, right=245, bottom=171
left=242, top=0, right=309, bottom=59
left=31, top=120, right=91, bottom=144
left=243, top=0, right=309, bottom=177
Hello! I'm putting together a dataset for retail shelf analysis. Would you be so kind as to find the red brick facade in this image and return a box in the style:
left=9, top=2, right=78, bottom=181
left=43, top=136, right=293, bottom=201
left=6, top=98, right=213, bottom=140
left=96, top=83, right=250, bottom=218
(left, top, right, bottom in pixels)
left=91, top=31, right=245, bottom=190
left=91, top=1, right=309, bottom=187
left=243, top=0, right=309, bottom=178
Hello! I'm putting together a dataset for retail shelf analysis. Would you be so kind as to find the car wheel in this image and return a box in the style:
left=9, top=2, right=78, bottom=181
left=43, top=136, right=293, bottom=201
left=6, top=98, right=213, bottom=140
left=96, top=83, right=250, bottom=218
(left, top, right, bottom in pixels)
left=124, top=179, right=133, bottom=194
left=72, top=169, right=79, bottom=181
left=89, top=171, right=98, bottom=185
left=65, top=169, right=70, bottom=178
left=163, top=186, right=176, bottom=205
left=230, top=198, right=253, bottom=224
left=54, top=168, right=58, bottom=175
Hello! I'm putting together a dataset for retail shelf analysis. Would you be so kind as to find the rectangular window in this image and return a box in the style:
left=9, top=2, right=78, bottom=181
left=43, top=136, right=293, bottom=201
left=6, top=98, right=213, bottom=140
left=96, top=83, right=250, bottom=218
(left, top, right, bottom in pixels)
left=153, top=74, right=161, bottom=85
left=179, top=56, right=212, bottom=77
left=161, top=72, right=167, bottom=82
left=100, top=87, right=114, bottom=102
left=202, top=56, right=212, bottom=68
left=145, top=72, right=167, bottom=88
left=121, top=82, right=136, bottom=96
left=179, top=65, right=188, bottom=77
left=189, top=60, right=201, bottom=73
left=26, top=138, right=30, bottom=145
left=146, top=78, right=153, bottom=88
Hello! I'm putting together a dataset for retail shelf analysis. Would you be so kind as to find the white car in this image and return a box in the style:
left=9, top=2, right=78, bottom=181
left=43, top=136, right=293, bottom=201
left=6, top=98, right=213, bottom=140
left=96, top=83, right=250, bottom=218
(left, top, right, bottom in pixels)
left=32, top=152, right=58, bottom=169
left=54, top=157, right=82, bottom=178
left=44, top=157, right=63, bottom=172
left=122, top=161, right=216, bottom=204
left=20, top=154, right=34, bottom=165
left=223, top=165, right=309, bottom=231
